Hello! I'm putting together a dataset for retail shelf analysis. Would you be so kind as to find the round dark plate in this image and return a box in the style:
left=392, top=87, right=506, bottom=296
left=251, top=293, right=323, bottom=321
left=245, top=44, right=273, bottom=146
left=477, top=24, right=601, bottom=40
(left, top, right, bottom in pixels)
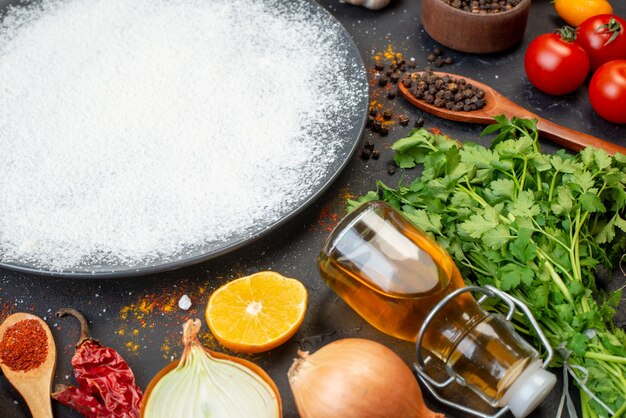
left=0, top=0, right=369, bottom=278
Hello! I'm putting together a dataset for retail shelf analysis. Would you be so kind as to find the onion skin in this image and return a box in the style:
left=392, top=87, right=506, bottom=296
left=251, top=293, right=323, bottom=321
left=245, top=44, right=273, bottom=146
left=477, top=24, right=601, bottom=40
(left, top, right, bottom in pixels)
left=288, top=338, right=444, bottom=418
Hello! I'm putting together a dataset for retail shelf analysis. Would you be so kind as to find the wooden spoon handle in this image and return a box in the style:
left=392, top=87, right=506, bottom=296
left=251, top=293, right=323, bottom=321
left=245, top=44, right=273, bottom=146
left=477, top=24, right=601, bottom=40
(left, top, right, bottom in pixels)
left=24, top=386, right=54, bottom=418
left=536, top=117, right=626, bottom=156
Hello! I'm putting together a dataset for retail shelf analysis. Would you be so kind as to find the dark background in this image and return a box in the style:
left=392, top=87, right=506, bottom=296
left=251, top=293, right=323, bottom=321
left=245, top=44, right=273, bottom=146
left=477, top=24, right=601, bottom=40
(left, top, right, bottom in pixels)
left=1, top=0, right=625, bottom=417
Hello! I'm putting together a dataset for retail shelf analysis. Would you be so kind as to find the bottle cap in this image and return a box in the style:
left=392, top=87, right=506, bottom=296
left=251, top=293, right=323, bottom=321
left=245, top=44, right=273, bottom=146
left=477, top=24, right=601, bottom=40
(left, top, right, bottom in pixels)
left=499, top=360, right=557, bottom=418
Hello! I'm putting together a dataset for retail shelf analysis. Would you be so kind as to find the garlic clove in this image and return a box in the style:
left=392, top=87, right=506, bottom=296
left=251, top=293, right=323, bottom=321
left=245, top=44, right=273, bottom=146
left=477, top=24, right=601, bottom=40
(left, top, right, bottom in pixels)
left=342, top=0, right=392, bottom=11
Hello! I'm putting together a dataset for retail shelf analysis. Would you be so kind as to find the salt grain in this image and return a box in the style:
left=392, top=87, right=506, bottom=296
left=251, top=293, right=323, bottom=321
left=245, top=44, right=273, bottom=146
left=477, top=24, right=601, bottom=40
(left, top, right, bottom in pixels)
left=0, top=0, right=365, bottom=270
left=178, top=295, right=192, bottom=311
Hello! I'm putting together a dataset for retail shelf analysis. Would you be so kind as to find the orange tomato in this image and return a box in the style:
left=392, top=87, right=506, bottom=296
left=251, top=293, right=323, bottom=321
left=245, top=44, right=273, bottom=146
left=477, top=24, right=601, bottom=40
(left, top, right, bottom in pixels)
left=554, top=0, right=613, bottom=27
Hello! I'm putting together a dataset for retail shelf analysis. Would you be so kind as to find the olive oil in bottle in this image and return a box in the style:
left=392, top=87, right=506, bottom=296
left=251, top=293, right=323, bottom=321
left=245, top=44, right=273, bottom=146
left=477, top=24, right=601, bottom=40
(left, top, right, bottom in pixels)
left=318, top=201, right=555, bottom=417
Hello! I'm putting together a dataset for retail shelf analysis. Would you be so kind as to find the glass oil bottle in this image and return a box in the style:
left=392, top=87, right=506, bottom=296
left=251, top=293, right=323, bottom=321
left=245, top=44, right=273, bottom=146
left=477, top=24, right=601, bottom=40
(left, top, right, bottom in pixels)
left=318, top=201, right=556, bottom=418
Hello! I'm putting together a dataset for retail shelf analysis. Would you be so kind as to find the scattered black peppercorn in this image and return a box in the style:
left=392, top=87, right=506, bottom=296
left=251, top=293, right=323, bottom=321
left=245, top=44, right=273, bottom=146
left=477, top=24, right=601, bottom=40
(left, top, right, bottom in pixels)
left=387, top=88, right=397, bottom=99
left=378, top=76, right=388, bottom=87
left=374, top=61, right=385, bottom=71
left=387, top=164, right=396, bottom=175
left=427, top=54, right=436, bottom=62
left=361, top=148, right=372, bottom=160
left=445, top=57, right=454, bottom=65
left=433, top=47, right=442, bottom=56
left=364, top=141, right=375, bottom=151
left=379, top=126, right=389, bottom=136
left=415, top=117, right=425, bottom=127
left=390, top=72, right=400, bottom=84
left=372, top=150, right=380, bottom=160
left=369, top=108, right=377, bottom=117
left=398, top=115, right=409, bottom=126
left=382, top=110, right=393, bottom=120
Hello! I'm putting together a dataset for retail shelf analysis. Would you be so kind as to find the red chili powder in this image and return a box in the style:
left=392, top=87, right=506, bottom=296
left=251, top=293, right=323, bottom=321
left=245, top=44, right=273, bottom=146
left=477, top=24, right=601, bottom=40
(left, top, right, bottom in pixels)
left=0, top=319, right=48, bottom=371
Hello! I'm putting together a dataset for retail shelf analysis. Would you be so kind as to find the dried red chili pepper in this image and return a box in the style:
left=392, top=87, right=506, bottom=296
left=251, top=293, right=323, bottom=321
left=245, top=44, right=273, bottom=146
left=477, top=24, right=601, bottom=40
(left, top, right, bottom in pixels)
left=51, top=308, right=143, bottom=418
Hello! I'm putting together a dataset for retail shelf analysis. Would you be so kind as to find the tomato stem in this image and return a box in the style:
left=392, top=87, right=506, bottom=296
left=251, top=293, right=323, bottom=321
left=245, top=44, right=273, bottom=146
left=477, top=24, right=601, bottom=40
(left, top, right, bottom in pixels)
left=595, top=18, right=622, bottom=46
left=557, top=26, right=578, bottom=43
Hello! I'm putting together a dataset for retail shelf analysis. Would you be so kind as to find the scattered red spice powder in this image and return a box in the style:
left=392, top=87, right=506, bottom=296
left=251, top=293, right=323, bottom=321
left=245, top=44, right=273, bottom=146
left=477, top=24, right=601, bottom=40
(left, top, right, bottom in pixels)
left=0, top=319, right=48, bottom=371
left=315, top=205, right=341, bottom=232
left=116, top=284, right=221, bottom=358
left=0, top=303, right=15, bottom=324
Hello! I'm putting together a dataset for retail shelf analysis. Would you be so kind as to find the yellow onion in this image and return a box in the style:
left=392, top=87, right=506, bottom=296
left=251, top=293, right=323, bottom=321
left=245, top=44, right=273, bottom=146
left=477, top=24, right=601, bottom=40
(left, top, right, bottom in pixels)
left=142, top=319, right=281, bottom=418
left=288, top=338, right=444, bottom=418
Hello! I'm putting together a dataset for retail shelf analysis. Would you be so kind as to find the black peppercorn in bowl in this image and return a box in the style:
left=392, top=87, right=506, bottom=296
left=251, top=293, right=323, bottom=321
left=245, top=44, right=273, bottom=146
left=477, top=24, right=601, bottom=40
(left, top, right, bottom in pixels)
left=420, top=0, right=531, bottom=53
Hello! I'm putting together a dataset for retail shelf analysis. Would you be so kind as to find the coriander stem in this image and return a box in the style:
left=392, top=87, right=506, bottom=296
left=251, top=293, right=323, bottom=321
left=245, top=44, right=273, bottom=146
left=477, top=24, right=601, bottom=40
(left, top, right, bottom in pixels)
left=532, top=219, right=570, bottom=252
left=537, top=248, right=576, bottom=283
left=543, top=261, right=574, bottom=305
left=548, top=169, right=560, bottom=202
left=519, top=158, right=528, bottom=191
left=459, top=259, right=491, bottom=277
left=584, top=352, right=626, bottom=364
left=535, top=171, right=542, bottom=194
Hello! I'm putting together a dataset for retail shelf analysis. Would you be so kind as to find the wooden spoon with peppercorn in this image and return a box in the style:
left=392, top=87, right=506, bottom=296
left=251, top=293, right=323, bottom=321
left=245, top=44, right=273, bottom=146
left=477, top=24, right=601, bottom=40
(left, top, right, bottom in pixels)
left=399, top=71, right=626, bottom=156
left=0, top=313, right=56, bottom=418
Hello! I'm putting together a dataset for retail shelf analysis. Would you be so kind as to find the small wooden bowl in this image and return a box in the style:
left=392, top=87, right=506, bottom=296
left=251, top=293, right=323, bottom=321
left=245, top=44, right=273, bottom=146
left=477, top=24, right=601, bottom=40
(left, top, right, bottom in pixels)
left=420, top=0, right=531, bottom=53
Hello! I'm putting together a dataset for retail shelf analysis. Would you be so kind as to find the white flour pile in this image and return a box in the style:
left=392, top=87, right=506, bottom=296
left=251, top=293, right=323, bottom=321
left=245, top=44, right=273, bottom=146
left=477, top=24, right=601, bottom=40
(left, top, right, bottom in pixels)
left=0, top=0, right=365, bottom=271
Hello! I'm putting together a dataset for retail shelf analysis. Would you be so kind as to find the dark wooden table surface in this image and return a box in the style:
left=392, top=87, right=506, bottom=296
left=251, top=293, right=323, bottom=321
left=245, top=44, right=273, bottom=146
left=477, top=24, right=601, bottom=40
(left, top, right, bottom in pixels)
left=1, top=0, right=625, bottom=417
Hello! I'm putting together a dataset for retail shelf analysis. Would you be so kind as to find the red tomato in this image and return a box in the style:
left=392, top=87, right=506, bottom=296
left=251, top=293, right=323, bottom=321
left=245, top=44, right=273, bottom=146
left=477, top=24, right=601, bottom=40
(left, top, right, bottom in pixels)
left=524, top=28, right=590, bottom=95
left=577, top=15, right=626, bottom=71
left=589, top=60, right=626, bottom=123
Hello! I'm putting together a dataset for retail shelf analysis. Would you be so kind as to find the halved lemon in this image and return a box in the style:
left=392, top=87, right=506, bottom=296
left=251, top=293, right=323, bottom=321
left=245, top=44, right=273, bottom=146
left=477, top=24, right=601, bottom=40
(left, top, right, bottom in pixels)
left=206, top=271, right=308, bottom=353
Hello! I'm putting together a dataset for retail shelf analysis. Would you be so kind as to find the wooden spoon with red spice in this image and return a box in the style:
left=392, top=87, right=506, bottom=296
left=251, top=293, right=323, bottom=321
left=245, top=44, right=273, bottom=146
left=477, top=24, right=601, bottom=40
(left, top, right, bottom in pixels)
left=0, top=313, right=56, bottom=418
left=399, top=71, right=626, bottom=156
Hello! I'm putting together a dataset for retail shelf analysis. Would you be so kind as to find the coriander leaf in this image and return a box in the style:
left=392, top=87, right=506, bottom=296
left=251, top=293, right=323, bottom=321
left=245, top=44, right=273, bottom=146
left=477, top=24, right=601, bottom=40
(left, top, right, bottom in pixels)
left=532, top=284, right=549, bottom=309
left=459, top=205, right=502, bottom=238
left=509, top=228, right=537, bottom=263
left=614, top=215, right=626, bottom=233
left=508, top=190, right=540, bottom=218
left=568, top=333, right=589, bottom=356
left=551, top=155, right=580, bottom=173
left=489, top=178, right=515, bottom=200
left=480, top=123, right=503, bottom=136
left=593, top=217, right=616, bottom=244
left=499, top=264, right=534, bottom=291
left=461, top=143, right=500, bottom=168
left=402, top=207, right=442, bottom=235
left=555, top=304, right=574, bottom=323
left=551, top=187, right=574, bottom=216
left=532, top=154, right=552, bottom=172
left=390, top=128, right=429, bottom=152
left=394, top=152, right=418, bottom=169
left=580, top=192, right=606, bottom=213
left=460, top=214, right=497, bottom=239
left=481, top=224, right=512, bottom=249
left=494, top=136, right=535, bottom=158
left=347, top=191, right=378, bottom=212
left=567, top=281, right=585, bottom=299
left=593, top=149, right=612, bottom=171
left=571, top=170, right=595, bottom=194
left=445, top=146, right=461, bottom=175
